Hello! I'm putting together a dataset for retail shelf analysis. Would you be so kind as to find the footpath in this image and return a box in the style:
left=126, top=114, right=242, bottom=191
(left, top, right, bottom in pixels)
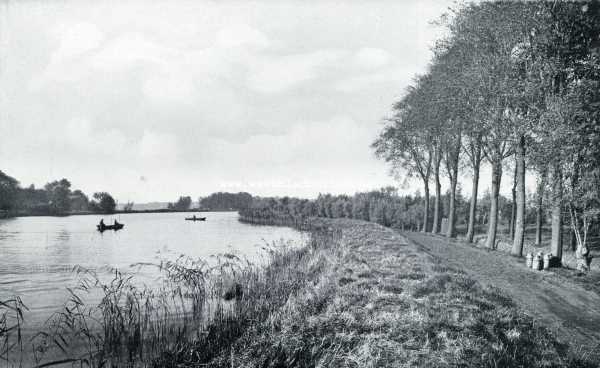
left=404, top=231, right=600, bottom=354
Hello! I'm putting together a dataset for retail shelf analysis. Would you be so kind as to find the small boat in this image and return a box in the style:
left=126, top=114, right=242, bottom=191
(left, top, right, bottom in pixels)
left=185, top=216, right=206, bottom=221
left=97, top=223, right=125, bottom=232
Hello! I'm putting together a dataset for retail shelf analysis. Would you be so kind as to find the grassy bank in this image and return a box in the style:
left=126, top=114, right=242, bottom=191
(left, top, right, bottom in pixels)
left=170, top=219, right=594, bottom=367
left=1, top=219, right=594, bottom=367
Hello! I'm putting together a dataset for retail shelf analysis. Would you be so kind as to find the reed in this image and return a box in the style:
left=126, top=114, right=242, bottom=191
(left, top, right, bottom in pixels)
left=0, top=225, right=337, bottom=367
left=0, top=296, right=27, bottom=366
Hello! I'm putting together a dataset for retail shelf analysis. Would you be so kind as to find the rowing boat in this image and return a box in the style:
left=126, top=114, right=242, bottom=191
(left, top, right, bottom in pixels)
left=97, top=223, right=125, bottom=231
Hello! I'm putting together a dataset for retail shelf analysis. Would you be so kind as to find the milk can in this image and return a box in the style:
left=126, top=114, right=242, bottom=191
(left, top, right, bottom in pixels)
left=532, top=252, right=542, bottom=271
left=526, top=253, right=533, bottom=268
left=543, top=253, right=553, bottom=270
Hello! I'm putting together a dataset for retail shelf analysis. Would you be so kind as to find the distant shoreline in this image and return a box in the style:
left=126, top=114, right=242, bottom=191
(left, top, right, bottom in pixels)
left=7, top=209, right=240, bottom=218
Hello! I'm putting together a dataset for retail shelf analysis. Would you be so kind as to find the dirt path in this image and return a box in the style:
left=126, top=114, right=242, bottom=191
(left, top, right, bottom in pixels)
left=403, top=232, right=600, bottom=350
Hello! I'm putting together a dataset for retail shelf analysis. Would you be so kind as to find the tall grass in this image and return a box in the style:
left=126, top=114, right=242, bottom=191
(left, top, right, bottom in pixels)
left=0, top=226, right=338, bottom=367
left=0, top=296, right=27, bottom=367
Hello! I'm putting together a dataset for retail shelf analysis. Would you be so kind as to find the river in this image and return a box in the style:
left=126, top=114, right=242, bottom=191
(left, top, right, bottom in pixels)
left=0, top=211, right=306, bottom=332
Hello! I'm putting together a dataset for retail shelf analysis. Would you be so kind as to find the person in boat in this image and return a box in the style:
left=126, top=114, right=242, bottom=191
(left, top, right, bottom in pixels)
left=192, top=215, right=197, bottom=220
left=114, top=219, right=120, bottom=226
left=100, top=219, right=105, bottom=227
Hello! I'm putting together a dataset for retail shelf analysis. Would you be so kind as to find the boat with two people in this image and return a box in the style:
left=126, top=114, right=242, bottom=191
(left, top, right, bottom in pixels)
left=185, top=215, right=206, bottom=221
left=97, top=219, right=125, bottom=232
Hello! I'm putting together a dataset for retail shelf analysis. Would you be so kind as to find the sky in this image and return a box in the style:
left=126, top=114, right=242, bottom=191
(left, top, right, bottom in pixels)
left=0, top=0, right=491, bottom=203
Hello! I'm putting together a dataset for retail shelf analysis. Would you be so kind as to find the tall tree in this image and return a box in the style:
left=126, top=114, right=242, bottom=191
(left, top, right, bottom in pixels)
left=45, top=179, right=72, bottom=215
left=459, top=3, right=530, bottom=248
left=0, top=171, right=19, bottom=213
left=91, top=192, right=116, bottom=214
left=373, top=78, right=435, bottom=233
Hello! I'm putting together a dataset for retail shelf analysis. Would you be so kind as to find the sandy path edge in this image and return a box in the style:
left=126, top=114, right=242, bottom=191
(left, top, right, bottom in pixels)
left=403, top=231, right=600, bottom=352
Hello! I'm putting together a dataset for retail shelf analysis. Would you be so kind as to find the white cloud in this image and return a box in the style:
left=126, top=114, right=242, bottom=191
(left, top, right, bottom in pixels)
left=247, top=50, right=346, bottom=93
left=65, top=117, right=128, bottom=156
left=209, top=115, right=374, bottom=166
left=138, top=130, right=178, bottom=161
left=50, top=22, right=105, bottom=63
left=334, top=67, right=413, bottom=93
left=90, top=33, right=170, bottom=71
left=30, top=22, right=105, bottom=88
left=2, top=0, right=454, bottom=201
left=142, top=74, right=196, bottom=104
left=216, top=24, right=270, bottom=49
left=354, top=47, right=390, bottom=69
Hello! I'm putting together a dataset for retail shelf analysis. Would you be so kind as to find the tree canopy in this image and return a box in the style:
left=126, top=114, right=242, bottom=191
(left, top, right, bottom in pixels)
left=373, top=1, right=600, bottom=266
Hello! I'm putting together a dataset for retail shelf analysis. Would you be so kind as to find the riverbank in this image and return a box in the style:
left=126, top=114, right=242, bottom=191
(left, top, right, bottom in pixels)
left=2, top=218, right=593, bottom=366
left=163, top=218, right=592, bottom=367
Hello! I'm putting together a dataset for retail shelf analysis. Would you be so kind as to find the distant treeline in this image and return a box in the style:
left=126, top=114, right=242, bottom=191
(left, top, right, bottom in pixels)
left=199, top=192, right=253, bottom=211
left=164, top=192, right=253, bottom=212
left=238, top=187, right=539, bottom=233
left=0, top=170, right=116, bottom=216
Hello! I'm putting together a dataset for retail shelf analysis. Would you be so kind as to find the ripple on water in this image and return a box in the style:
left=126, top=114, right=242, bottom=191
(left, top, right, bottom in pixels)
left=0, top=212, right=307, bottom=332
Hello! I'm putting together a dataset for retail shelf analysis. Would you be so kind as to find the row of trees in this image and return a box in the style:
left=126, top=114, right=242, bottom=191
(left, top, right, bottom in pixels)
left=373, top=2, right=600, bottom=267
left=239, top=187, right=533, bottom=233
left=0, top=170, right=116, bottom=215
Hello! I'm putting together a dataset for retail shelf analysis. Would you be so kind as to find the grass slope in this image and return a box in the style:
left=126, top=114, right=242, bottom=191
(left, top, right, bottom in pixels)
left=169, top=219, right=594, bottom=368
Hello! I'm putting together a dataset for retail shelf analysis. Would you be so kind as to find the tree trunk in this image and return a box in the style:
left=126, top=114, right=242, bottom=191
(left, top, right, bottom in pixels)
left=511, top=136, right=526, bottom=256
left=466, top=147, right=481, bottom=243
left=422, top=180, right=430, bottom=233
left=550, top=163, right=563, bottom=263
left=509, top=162, right=517, bottom=239
left=569, top=155, right=581, bottom=251
left=534, top=168, right=547, bottom=246
left=466, top=171, right=480, bottom=242
left=485, top=160, right=502, bottom=249
left=447, top=174, right=458, bottom=238
left=446, top=137, right=461, bottom=238
left=432, top=152, right=442, bottom=234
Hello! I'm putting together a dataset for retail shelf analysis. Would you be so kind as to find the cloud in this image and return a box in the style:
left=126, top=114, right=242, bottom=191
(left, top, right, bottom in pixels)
left=90, top=33, right=171, bottom=71
left=354, top=47, right=390, bottom=69
left=65, top=117, right=128, bottom=157
left=247, top=50, right=347, bottom=93
left=50, top=22, right=105, bottom=63
left=138, top=130, right=178, bottom=162
left=1, top=0, right=454, bottom=201
left=195, top=114, right=393, bottom=196
left=208, top=115, right=375, bottom=166
left=334, top=67, right=413, bottom=93
left=142, top=74, right=197, bottom=105
left=216, top=24, right=270, bottom=49
left=30, top=22, right=105, bottom=88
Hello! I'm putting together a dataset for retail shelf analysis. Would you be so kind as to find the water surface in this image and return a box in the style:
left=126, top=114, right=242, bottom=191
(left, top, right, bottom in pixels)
left=0, top=211, right=305, bottom=329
